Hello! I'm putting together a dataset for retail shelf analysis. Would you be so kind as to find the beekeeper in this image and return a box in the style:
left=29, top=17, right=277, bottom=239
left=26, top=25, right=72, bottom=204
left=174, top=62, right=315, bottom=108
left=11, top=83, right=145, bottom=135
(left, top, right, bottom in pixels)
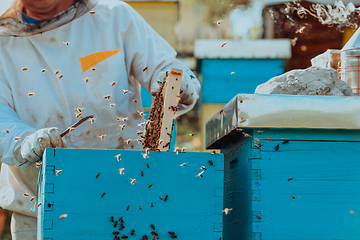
left=0, top=0, right=200, bottom=239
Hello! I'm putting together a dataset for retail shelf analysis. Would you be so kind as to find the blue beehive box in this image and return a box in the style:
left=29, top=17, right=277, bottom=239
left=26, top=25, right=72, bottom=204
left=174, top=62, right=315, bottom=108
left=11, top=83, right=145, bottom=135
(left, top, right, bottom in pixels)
left=206, top=94, right=360, bottom=240
left=37, top=149, right=223, bottom=240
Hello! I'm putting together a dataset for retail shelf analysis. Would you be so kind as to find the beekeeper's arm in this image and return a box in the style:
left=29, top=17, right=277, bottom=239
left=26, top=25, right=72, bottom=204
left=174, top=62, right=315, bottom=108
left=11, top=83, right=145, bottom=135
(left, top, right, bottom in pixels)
left=0, top=78, right=65, bottom=167
left=121, top=3, right=200, bottom=116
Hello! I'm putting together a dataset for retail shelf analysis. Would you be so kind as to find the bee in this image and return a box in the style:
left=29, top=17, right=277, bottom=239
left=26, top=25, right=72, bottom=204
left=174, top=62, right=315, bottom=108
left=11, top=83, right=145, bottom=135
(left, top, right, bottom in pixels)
left=68, top=127, right=75, bottom=132
left=55, top=70, right=60, bottom=75
left=268, top=137, right=273, bottom=140
left=75, top=107, right=83, bottom=113
left=58, top=74, right=63, bottom=79
left=137, top=130, right=143, bottom=135
left=22, top=67, right=28, bottom=71
left=113, top=231, right=119, bottom=235
left=62, top=41, right=70, bottom=46
left=30, top=196, right=36, bottom=201
left=295, top=26, right=306, bottom=34
left=130, top=178, right=136, bottom=185
left=139, top=206, right=142, bottom=210
left=98, top=134, right=107, bottom=140
left=123, top=89, right=131, bottom=95
left=150, top=224, right=155, bottom=230
left=254, top=144, right=260, bottom=149
left=151, top=202, right=153, bottom=207
left=242, top=132, right=251, bottom=138
left=292, top=195, right=295, bottom=199
left=275, top=144, right=279, bottom=151
left=5, top=129, right=9, bottom=133
left=75, top=112, right=82, bottom=118
left=231, top=72, right=235, bottom=75
left=200, top=166, right=207, bottom=170
left=181, top=148, right=186, bottom=152
left=28, top=92, right=35, bottom=96
left=119, top=217, right=123, bottom=221
left=88, top=117, right=96, bottom=124
left=256, top=216, right=261, bottom=219
left=168, top=231, right=177, bottom=239
left=119, top=124, right=126, bottom=130
left=124, top=139, right=131, bottom=144
left=141, top=152, right=149, bottom=159
left=110, top=103, right=116, bottom=107
left=101, top=192, right=106, bottom=198
left=143, top=67, right=148, bottom=72
left=126, top=205, right=130, bottom=211
left=110, top=216, right=114, bottom=222
left=164, top=195, right=168, bottom=202
left=257, top=130, right=263, bottom=135
left=140, top=171, right=144, bottom=177
left=59, top=214, right=68, bottom=219
left=119, top=225, right=124, bottom=231
left=288, top=177, right=293, bottom=181
left=110, top=81, right=116, bottom=86
left=41, top=69, right=46, bottom=73
left=196, top=170, right=204, bottom=177
left=208, top=160, right=214, bottom=166
left=37, top=202, right=43, bottom=207
left=146, top=163, right=150, bottom=168
left=282, top=140, right=289, bottom=144
left=142, top=235, right=148, bottom=240
left=159, top=196, right=163, bottom=200
left=216, top=20, right=222, bottom=26
left=221, top=42, right=226, bottom=47
left=104, top=94, right=112, bottom=99
left=290, top=37, right=298, bottom=47
left=211, top=150, right=216, bottom=154
left=119, top=168, right=125, bottom=175
left=23, top=193, right=29, bottom=197
left=84, top=78, right=89, bottom=83
left=130, top=229, right=135, bottom=235
left=180, top=162, right=188, bottom=167
left=254, top=138, right=259, bottom=143
left=240, top=118, right=246, bottom=123
left=148, top=184, right=153, bottom=188
left=132, top=99, right=138, bottom=103
left=91, top=67, right=96, bottom=71
left=173, top=147, right=180, bottom=154
left=222, top=208, right=233, bottom=215
left=14, top=137, right=21, bottom=141
left=136, top=139, right=142, bottom=144
left=89, top=11, right=95, bottom=14
left=137, top=110, right=145, bottom=117
left=114, top=221, right=118, bottom=228
left=55, top=170, right=62, bottom=176
left=158, top=140, right=163, bottom=145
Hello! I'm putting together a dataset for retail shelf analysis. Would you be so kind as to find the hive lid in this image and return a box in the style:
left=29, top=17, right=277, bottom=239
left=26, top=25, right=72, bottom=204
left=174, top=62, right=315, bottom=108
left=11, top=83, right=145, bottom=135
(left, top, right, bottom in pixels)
left=206, top=94, right=360, bottom=149
left=194, top=39, right=291, bottom=59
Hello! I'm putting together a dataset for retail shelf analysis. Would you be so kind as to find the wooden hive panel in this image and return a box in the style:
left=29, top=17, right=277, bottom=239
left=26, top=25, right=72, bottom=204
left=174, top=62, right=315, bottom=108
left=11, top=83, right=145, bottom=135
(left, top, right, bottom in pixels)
left=221, top=128, right=360, bottom=240
left=37, top=148, right=223, bottom=240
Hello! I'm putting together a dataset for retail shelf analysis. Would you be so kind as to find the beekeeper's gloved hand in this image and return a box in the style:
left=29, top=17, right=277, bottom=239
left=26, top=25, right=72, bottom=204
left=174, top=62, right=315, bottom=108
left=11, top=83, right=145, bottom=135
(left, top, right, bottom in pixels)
left=14, top=127, right=66, bottom=166
left=151, top=69, right=197, bottom=106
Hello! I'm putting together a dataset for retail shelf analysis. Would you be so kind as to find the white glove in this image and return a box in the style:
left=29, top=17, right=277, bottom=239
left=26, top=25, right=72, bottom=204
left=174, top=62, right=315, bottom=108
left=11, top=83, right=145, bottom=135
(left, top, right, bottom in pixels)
left=151, top=70, right=196, bottom=106
left=19, top=127, right=66, bottom=164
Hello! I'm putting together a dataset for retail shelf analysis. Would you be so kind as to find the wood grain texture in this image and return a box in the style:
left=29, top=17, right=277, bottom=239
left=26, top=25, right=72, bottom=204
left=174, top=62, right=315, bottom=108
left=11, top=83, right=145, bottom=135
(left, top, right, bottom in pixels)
left=221, top=129, right=360, bottom=240
left=38, top=149, right=223, bottom=240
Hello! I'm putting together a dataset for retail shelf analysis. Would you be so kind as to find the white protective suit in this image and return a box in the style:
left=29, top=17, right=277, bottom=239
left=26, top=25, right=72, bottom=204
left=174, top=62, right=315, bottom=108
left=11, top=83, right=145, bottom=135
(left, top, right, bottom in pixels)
left=0, top=0, right=200, bottom=239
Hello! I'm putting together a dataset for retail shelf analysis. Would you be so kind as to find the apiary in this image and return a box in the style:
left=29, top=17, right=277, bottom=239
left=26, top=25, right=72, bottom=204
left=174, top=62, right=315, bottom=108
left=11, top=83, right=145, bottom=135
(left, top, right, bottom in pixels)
left=206, top=94, right=360, bottom=240
left=37, top=148, right=223, bottom=240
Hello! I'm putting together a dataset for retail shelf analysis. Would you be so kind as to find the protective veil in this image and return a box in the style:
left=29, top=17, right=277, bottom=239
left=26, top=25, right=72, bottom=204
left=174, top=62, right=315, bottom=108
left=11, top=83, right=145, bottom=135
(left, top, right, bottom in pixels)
left=0, top=0, right=200, bottom=238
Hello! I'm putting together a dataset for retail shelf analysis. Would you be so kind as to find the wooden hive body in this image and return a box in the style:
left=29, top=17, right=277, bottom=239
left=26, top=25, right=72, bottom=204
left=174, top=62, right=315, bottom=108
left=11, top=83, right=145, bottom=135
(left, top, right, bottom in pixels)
left=37, top=148, right=223, bottom=240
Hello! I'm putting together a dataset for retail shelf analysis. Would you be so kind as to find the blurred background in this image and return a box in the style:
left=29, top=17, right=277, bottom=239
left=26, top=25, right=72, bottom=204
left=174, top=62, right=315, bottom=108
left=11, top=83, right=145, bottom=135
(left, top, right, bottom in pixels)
left=2, top=0, right=360, bottom=238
